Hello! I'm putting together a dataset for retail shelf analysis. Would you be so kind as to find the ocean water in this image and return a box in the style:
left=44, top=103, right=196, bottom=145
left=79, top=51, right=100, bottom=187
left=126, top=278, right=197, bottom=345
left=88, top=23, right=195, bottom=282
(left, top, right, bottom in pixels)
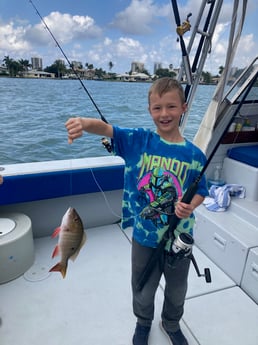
left=0, top=77, right=216, bottom=165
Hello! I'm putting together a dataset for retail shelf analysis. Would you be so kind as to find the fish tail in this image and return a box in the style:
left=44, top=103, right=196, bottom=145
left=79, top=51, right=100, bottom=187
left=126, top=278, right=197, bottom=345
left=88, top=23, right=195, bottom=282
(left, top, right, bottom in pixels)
left=49, top=262, right=67, bottom=278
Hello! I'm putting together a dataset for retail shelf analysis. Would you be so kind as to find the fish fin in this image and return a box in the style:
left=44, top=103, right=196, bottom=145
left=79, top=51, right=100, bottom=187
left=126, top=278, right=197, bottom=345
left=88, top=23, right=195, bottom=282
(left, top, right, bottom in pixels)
left=49, top=262, right=67, bottom=278
left=81, top=231, right=87, bottom=246
left=70, top=231, right=87, bottom=262
left=51, top=245, right=59, bottom=258
left=70, top=249, right=81, bottom=262
left=51, top=227, right=61, bottom=238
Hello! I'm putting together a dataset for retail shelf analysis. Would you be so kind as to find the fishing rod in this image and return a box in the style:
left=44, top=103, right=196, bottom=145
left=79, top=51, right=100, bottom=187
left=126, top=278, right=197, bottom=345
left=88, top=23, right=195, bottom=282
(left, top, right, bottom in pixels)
left=136, top=71, right=257, bottom=292
left=172, top=0, right=221, bottom=108
left=29, top=0, right=109, bottom=127
left=171, top=0, right=192, bottom=88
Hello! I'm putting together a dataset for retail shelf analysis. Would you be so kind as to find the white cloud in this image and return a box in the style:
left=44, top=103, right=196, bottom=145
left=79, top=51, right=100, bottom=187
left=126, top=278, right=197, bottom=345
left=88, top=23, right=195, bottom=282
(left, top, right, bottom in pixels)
left=104, top=37, right=112, bottom=46
left=1, top=0, right=257, bottom=75
left=0, top=11, right=103, bottom=66
left=25, top=12, right=102, bottom=45
left=0, top=12, right=102, bottom=57
left=111, top=0, right=169, bottom=35
left=0, top=21, right=31, bottom=53
left=234, top=33, right=256, bottom=68
left=81, top=36, right=146, bottom=72
left=115, top=37, right=144, bottom=56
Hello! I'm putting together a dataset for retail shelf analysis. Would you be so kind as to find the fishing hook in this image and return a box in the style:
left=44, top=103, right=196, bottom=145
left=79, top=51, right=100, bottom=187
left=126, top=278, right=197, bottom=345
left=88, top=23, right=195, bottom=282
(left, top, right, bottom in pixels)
left=29, top=0, right=108, bottom=125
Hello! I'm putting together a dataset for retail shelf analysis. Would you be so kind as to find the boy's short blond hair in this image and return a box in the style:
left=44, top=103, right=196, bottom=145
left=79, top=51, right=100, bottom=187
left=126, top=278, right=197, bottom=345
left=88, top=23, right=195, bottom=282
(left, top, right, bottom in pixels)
left=148, top=77, right=185, bottom=105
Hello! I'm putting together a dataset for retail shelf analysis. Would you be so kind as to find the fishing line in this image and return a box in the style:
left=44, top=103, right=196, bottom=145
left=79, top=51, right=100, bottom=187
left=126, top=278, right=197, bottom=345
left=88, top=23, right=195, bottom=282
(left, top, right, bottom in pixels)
left=89, top=167, right=173, bottom=221
left=89, top=168, right=122, bottom=219
left=29, top=0, right=118, bottom=211
left=29, top=0, right=108, bottom=124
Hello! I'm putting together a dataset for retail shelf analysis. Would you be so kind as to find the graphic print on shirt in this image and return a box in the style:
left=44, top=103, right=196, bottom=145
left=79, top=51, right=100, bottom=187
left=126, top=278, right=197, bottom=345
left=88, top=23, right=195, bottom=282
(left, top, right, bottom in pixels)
left=138, top=166, right=182, bottom=226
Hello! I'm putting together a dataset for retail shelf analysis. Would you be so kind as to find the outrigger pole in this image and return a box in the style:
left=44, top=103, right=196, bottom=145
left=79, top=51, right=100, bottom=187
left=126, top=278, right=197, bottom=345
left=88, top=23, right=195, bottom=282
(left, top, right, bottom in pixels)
left=172, top=0, right=223, bottom=131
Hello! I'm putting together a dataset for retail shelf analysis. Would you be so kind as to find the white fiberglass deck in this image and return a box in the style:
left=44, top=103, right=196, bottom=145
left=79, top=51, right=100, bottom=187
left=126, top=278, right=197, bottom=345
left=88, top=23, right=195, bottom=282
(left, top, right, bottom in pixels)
left=1, top=224, right=258, bottom=345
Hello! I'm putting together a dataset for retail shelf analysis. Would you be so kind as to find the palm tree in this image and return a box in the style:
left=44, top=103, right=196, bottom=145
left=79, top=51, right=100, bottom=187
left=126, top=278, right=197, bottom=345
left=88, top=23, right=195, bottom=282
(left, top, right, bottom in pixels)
left=3, top=56, right=22, bottom=77
left=87, top=63, right=94, bottom=70
left=18, top=59, right=31, bottom=72
left=108, top=61, right=114, bottom=71
left=3, top=56, right=13, bottom=71
left=45, top=60, right=67, bottom=78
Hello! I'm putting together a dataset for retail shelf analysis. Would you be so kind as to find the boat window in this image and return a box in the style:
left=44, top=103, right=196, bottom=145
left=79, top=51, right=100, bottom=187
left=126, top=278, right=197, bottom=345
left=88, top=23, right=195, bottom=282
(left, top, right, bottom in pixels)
left=225, top=62, right=258, bottom=104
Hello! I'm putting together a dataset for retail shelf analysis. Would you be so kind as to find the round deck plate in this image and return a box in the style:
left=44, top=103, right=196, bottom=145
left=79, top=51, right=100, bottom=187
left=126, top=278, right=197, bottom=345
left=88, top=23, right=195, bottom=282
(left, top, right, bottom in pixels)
left=0, top=218, right=16, bottom=237
left=24, top=263, right=50, bottom=282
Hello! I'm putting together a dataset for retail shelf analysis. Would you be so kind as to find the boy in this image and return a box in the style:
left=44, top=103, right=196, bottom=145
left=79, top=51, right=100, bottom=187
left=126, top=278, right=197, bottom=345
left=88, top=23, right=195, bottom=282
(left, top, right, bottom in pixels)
left=65, top=77, right=208, bottom=345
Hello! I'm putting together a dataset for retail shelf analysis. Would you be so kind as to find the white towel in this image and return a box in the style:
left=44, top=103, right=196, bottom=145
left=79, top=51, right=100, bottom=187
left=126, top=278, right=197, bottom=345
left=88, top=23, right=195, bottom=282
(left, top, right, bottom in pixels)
left=203, top=184, right=246, bottom=212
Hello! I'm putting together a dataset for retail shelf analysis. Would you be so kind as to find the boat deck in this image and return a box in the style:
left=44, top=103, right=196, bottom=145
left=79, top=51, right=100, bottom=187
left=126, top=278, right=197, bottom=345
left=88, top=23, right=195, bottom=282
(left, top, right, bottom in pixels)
left=1, top=223, right=258, bottom=345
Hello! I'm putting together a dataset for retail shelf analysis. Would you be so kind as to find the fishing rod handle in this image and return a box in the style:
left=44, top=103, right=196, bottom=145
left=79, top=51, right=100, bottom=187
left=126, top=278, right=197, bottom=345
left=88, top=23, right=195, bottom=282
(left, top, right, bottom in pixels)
left=136, top=239, right=166, bottom=291
left=181, top=179, right=200, bottom=204
left=166, top=177, right=201, bottom=236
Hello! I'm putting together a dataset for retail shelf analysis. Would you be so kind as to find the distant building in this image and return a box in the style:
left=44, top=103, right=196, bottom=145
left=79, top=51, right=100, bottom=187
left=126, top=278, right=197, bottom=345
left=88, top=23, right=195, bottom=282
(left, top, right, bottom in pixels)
left=131, top=61, right=144, bottom=73
left=71, top=61, right=83, bottom=69
left=31, top=57, right=43, bottom=71
left=23, top=70, right=55, bottom=78
left=154, top=62, right=162, bottom=74
left=0, top=66, right=8, bottom=75
left=116, top=72, right=151, bottom=82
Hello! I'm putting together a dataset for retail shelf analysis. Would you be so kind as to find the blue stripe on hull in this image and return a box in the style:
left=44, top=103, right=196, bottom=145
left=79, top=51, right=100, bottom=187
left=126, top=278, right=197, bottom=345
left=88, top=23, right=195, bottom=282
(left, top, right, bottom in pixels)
left=0, top=165, right=124, bottom=205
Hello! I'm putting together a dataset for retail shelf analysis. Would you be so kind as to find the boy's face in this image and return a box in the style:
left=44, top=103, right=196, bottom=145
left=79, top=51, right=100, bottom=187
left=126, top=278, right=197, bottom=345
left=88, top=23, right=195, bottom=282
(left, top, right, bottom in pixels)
left=148, top=90, right=187, bottom=140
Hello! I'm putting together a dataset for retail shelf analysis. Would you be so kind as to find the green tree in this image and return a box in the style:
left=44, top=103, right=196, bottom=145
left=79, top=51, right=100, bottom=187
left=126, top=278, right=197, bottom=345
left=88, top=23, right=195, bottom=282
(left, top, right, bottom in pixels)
left=3, top=56, right=23, bottom=77
left=45, top=59, right=67, bottom=78
left=85, top=62, right=94, bottom=70
left=3, top=55, right=12, bottom=69
left=155, top=68, right=176, bottom=79
left=18, top=59, right=31, bottom=72
left=95, top=68, right=105, bottom=79
left=202, top=71, right=212, bottom=84
left=108, top=61, right=114, bottom=71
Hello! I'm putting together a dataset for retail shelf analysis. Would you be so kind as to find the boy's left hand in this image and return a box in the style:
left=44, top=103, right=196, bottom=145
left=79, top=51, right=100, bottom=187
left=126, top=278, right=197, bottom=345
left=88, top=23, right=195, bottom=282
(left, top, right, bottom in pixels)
left=175, top=194, right=204, bottom=218
left=175, top=201, right=194, bottom=219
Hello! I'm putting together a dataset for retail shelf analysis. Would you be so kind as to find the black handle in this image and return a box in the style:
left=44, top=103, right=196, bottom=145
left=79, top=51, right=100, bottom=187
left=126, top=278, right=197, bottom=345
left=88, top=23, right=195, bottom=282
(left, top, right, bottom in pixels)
left=135, top=238, right=167, bottom=291
left=181, top=178, right=200, bottom=203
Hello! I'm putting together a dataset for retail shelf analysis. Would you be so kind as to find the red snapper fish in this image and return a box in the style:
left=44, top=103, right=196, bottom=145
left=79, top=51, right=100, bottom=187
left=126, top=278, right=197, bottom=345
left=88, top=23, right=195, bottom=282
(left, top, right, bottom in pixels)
left=49, top=207, right=86, bottom=278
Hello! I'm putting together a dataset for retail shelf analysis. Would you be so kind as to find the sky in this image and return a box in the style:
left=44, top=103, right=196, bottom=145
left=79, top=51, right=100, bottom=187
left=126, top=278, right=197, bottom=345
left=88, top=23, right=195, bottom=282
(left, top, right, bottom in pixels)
left=0, top=0, right=257, bottom=75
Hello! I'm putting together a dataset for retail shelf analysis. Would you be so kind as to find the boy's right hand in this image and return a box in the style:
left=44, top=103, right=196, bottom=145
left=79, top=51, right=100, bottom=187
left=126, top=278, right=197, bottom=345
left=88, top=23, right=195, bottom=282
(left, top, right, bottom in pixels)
left=65, top=117, right=84, bottom=144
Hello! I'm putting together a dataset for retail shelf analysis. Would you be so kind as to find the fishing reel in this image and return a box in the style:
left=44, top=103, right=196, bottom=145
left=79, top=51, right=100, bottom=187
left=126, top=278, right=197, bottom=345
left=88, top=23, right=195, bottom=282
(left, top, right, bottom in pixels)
left=101, top=137, right=113, bottom=153
left=167, top=233, right=211, bottom=283
left=176, top=13, right=192, bottom=37
left=167, top=232, right=193, bottom=264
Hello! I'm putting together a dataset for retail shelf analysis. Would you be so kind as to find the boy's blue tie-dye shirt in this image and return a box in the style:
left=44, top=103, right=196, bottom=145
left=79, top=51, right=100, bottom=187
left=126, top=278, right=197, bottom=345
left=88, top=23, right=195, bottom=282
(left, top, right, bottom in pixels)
left=112, top=126, right=208, bottom=248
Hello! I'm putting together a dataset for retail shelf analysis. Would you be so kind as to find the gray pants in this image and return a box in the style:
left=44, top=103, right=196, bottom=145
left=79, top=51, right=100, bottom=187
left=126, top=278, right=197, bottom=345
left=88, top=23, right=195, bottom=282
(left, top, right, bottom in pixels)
left=131, top=239, right=190, bottom=332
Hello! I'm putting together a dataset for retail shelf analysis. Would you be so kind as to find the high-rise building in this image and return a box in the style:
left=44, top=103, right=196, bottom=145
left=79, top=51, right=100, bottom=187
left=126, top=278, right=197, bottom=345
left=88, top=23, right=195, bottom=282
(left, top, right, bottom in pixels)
left=131, top=61, right=144, bottom=73
left=31, top=57, right=43, bottom=70
left=154, top=62, right=162, bottom=74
